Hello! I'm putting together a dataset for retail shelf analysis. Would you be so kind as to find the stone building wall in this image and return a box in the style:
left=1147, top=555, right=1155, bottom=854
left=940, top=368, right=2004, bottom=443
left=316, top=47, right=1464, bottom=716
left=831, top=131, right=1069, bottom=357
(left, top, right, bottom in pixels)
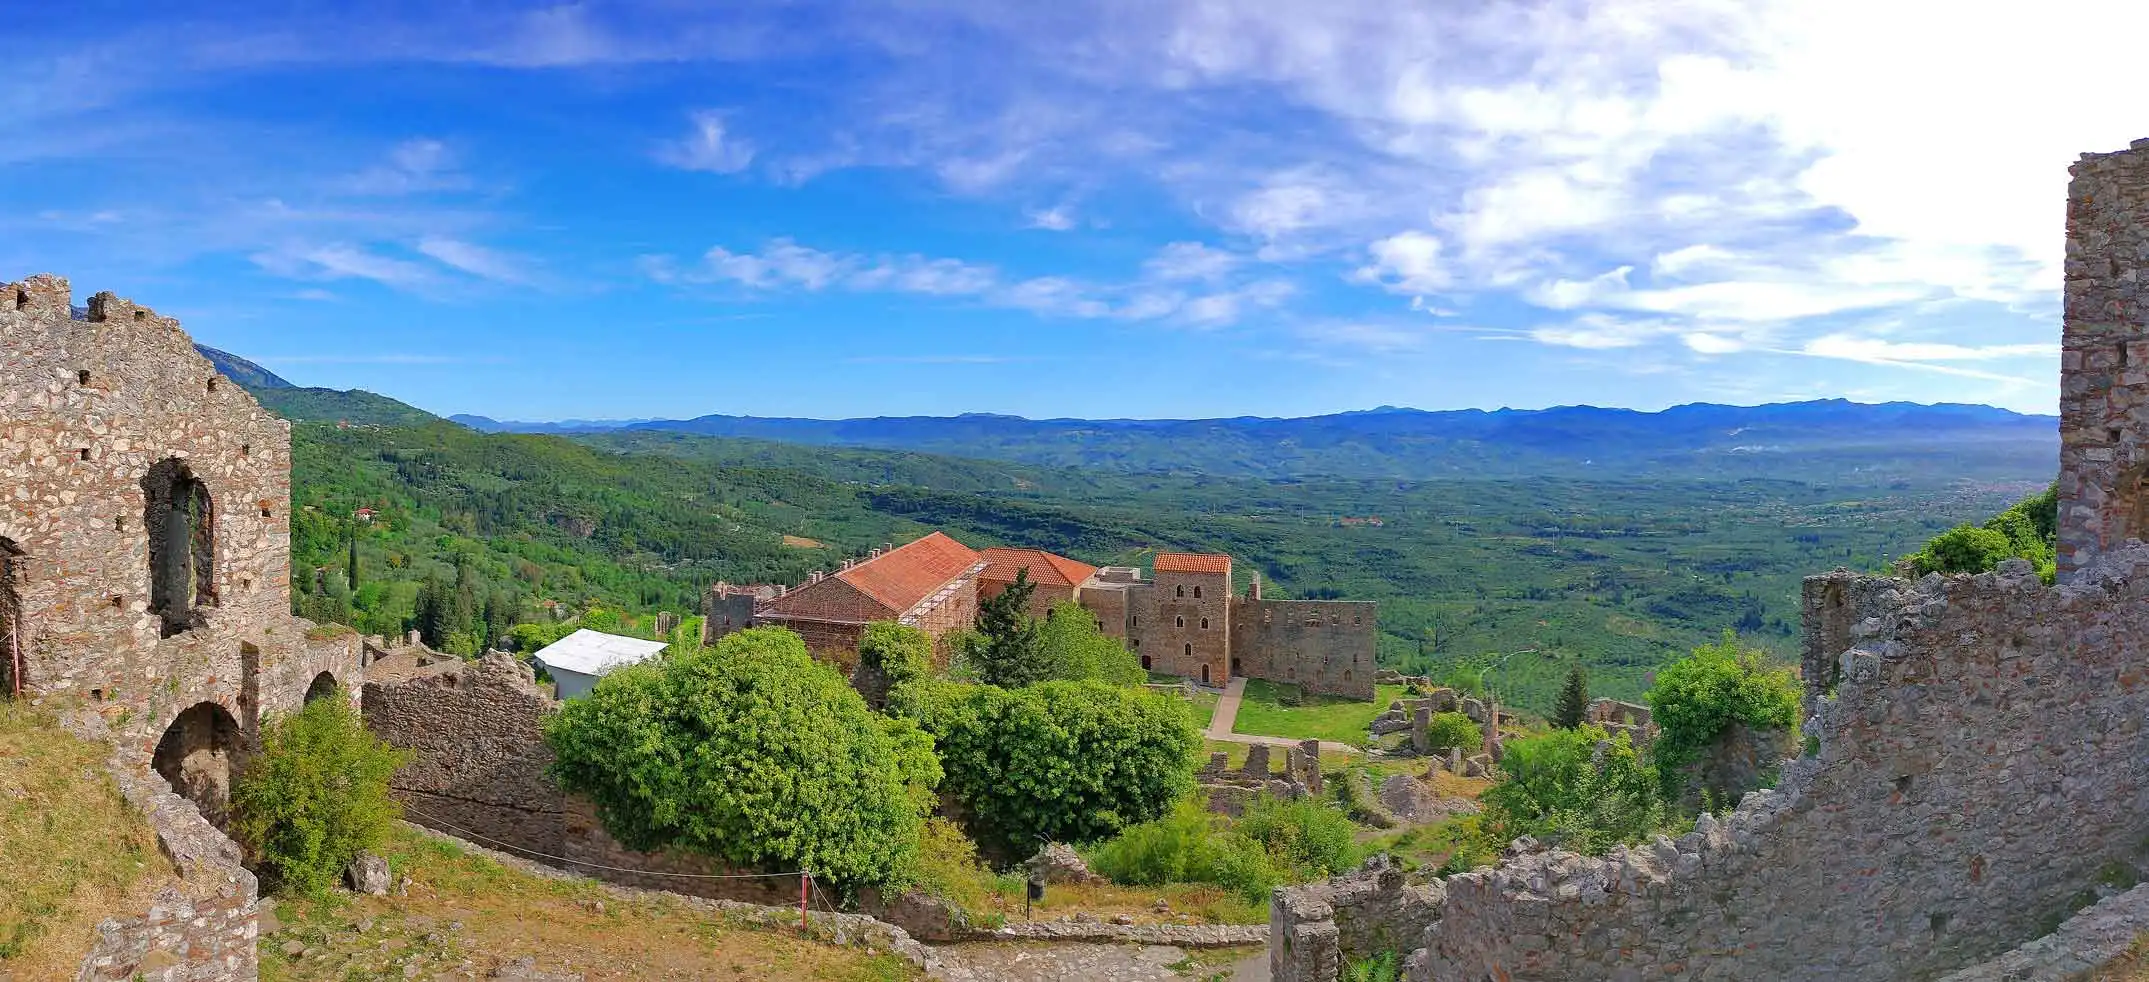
left=700, top=589, right=757, bottom=646
left=0, top=274, right=362, bottom=763
left=1276, top=551, right=2149, bottom=981
left=2059, top=139, right=2149, bottom=579
left=1138, top=568, right=1231, bottom=684
left=1229, top=599, right=1377, bottom=699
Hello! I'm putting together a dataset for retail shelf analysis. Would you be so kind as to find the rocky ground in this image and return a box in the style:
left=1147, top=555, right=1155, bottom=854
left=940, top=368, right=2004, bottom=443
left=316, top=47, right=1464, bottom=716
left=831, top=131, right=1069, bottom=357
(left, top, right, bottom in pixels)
left=930, top=943, right=1264, bottom=982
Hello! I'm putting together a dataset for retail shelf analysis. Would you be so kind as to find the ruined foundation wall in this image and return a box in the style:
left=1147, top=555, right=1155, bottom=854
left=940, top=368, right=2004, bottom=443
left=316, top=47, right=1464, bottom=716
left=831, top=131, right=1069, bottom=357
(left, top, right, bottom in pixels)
left=1389, top=554, right=2149, bottom=981
left=1231, top=599, right=1377, bottom=699
left=363, top=652, right=809, bottom=906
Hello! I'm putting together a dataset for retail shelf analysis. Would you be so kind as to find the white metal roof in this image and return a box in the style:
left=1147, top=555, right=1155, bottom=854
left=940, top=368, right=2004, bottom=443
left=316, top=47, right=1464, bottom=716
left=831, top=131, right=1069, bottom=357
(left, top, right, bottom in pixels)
left=532, top=629, right=669, bottom=678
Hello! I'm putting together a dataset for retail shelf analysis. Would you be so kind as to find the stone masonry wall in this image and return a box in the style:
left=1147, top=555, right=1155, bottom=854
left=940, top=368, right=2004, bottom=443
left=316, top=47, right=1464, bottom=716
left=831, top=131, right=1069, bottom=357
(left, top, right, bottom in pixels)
left=1137, top=568, right=1231, bottom=685
left=1305, top=551, right=2149, bottom=981
left=1231, top=598, right=1377, bottom=699
left=66, top=710, right=259, bottom=982
left=1, top=274, right=361, bottom=764
left=2059, top=140, right=2149, bottom=579
left=363, top=651, right=806, bottom=907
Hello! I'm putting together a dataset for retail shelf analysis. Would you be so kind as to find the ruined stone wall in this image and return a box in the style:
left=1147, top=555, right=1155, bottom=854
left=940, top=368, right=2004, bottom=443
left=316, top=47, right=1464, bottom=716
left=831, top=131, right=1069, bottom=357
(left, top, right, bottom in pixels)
left=2059, top=140, right=2149, bottom=579
left=1277, top=552, right=2149, bottom=981
left=700, top=590, right=757, bottom=646
left=1077, top=583, right=1130, bottom=641
left=1800, top=568, right=1899, bottom=713
left=66, top=711, right=259, bottom=982
left=1272, top=858, right=1444, bottom=982
left=0, top=274, right=360, bottom=766
left=1230, top=599, right=1376, bottom=699
left=363, top=652, right=812, bottom=906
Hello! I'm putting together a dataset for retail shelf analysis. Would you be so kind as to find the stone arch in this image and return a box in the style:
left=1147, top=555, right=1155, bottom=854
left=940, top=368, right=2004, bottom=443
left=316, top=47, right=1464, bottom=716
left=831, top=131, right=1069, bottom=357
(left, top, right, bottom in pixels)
left=304, top=670, right=340, bottom=704
left=144, top=458, right=216, bottom=638
left=153, top=701, right=241, bottom=829
left=0, top=538, right=22, bottom=698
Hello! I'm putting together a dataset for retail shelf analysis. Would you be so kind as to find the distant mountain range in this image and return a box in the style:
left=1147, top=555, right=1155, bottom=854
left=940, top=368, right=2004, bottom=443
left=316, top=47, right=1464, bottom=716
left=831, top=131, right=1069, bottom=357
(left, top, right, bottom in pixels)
left=482, top=401, right=2058, bottom=485
left=200, top=344, right=2056, bottom=487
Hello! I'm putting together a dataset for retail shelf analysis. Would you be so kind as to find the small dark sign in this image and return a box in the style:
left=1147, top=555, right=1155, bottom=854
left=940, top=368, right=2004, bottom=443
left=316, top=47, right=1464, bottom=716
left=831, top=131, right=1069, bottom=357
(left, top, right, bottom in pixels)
left=1026, top=879, right=1046, bottom=902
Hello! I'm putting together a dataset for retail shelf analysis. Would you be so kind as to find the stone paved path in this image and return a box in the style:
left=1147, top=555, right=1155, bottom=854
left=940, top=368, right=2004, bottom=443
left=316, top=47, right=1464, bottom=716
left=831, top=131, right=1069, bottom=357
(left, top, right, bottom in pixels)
left=931, top=942, right=1262, bottom=982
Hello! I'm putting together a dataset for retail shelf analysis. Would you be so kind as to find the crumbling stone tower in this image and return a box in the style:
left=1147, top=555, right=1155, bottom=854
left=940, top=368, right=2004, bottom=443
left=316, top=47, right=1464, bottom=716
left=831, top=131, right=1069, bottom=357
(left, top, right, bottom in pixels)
left=2059, top=139, right=2149, bottom=578
left=0, top=273, right=362, bottom=818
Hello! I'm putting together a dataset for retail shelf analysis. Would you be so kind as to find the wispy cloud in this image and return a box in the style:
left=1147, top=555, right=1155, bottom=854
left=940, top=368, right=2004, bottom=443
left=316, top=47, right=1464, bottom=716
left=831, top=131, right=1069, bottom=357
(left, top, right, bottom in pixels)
left=649, top=237, right=1288, bottom=328
left=843, top=354, right=1035, bottom=365
left=417, top=237, right=540, bottom=286
left=656, top=110, right=756, bottom=174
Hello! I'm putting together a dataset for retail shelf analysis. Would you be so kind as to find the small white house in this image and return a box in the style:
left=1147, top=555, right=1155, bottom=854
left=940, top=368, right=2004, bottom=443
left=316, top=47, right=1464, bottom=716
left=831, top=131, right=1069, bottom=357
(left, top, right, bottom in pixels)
left=531, top=629, right=669, bottom=700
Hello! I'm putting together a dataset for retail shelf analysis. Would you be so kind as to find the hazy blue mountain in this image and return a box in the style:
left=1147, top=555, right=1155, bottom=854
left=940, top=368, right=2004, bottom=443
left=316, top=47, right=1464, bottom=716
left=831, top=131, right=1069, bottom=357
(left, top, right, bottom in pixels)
left=604, top=400, right=2056, bottom=486
left=194, top=345, right=294, bottom=390
left=450, top=415, right=643, bottom=434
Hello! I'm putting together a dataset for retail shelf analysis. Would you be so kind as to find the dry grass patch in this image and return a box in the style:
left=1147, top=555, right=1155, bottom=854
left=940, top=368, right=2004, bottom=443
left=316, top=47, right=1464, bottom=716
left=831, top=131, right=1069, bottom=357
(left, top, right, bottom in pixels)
left=783, top=535, right=826, bottom=549
left=260, top=825, right=917, bottom=982
left=0, top=702, right=177, bottom=979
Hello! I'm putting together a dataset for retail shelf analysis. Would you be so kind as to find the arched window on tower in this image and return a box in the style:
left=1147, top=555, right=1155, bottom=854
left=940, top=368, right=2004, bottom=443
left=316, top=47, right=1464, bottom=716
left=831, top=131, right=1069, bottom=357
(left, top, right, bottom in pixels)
left=1175, top=585, right=1184, bottom=598
left=1193, top=585, right=1203, bottom=599
left=144, top=459, right=215, bottom=638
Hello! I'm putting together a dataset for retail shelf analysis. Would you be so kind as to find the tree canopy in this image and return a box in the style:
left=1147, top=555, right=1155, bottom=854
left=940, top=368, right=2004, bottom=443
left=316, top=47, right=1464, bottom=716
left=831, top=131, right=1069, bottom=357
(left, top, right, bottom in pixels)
left=892, top=677, right=1200, bottom=857
left=966, top=571, right=1050, bottom=688
left=231, top=690, right=409, bottom=895
left=1036, top=600, right=1147, bottom=686
left=544, top=627, right=940, bottom=888
left=1644, top=630, right=1802, bottom=786
left=1552, top=664, right=1590, bottom=730
left=1904, top=484, right=2057, bottom=582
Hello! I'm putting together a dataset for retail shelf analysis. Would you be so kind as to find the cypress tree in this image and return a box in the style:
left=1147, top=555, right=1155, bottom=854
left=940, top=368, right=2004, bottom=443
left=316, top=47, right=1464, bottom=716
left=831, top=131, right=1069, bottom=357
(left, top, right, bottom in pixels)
left=1553, top=663, right=1591, bottom=730
left=970, top=569, right=1048, bottom=688
left=346, top=519, right=361, bottom=593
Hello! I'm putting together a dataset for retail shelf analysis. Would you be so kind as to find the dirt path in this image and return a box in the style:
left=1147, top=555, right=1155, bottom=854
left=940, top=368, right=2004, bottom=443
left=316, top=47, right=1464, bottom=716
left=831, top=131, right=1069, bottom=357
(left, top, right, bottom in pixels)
left=930, top=942, right=1262, bottom=982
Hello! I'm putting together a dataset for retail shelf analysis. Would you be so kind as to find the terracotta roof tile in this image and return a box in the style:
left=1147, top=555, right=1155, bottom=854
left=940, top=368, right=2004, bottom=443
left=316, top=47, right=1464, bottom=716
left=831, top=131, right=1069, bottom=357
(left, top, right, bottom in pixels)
left=1153, top=552, right=1232, bottom=575
left=836, top=532, right=982, bottom=614
left=978, top=547, right=1099, bottom=589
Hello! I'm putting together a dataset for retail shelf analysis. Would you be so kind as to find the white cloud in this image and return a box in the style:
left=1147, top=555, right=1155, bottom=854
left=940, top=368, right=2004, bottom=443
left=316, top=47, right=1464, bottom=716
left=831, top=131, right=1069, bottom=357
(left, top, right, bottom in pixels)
left=252, top=243, right=436, bottom=290
left=343, top=139, right=468, bottom=195
left=1801, top=334, right=2054, bottom=364
left=1354, top=231, right=1448, bottom=294
left=657, top=110, right=755, bottom=174
left=1027, top=205, right=1076, bottom=230
left=417, top=237, right=538, bottom=285
left=1145, top=242, right=1240, bottom=281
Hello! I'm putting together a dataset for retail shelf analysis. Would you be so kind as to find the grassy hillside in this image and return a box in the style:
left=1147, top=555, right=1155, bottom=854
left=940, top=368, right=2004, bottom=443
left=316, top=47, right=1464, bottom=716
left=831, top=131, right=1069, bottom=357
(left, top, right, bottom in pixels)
left=0, top=704, right=176, bottom=976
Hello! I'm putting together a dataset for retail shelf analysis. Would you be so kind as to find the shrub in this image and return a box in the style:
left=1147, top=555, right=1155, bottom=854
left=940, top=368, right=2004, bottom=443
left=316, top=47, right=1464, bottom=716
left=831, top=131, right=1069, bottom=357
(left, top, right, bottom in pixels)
left=1904, top=484, right=2057, bottom=582
left=545, top=627, right=939, bottom=889
left=857, top=621, right=935, bottom=709
left=897, top=678, right=1200, bottom=858
left=1645, top=630, right=1802, bottom=784
left=1423, top=711, right=1480, bottom=754
left=1235, top=797, right=1360, bottom=878
left=1086, top=798, right=1283, bottom=902
left=231, top=690, right=410, bottom=895
left=904, top=817, right=1001, bottom=926
left=1480, top=726, right=1673, bottom=855
left=1346, top=952, right=1401, bottom=982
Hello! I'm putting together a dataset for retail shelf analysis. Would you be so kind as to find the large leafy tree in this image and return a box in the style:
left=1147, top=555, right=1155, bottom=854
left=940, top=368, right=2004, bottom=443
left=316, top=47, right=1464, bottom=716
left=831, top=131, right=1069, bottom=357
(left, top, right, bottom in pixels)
left=1480, top=725, right=1669, bottom=855
left=967, top=570, right=1050, bottom=688
left=894, top=678, right=1200, bottom=857
left=1645, top=630, right=1801, bottom=791
left=856, top=621, right=936, bottom=709
left=545, top=627, right=941, bottom=889
left=1037, top=600, right=1146, bottom=686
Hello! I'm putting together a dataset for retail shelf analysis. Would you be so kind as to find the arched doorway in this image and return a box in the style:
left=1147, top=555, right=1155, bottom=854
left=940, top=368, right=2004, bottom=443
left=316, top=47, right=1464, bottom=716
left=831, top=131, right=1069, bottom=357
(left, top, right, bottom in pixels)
left=304, top=670, right=339, bottom=704
left=1141, top=655, right=1152, bottom=671
left=153, top=702, right=240, bottom=829
left=1200, top=663, right=1211, bottom=685
left=144, top=459, right=215, bottom=638
left=0, top=538, right=22, bottom=698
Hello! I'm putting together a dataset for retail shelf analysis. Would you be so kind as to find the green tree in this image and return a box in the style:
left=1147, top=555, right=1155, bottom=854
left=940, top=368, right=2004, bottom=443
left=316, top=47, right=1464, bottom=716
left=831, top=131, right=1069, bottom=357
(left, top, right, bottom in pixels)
left=1423, top=711, right=1480, bottom=754
left=411, top=574, right=454, bottom=648
left=1645, top=630, right=1802, bottom=790
left=1904, top=484, right=2058, bottom=581
left=894, top=678, right=1199, bottom=857
left=968, top=570, right=1049, bottom=688
left=1552, top=664, right=1590, bottom=730
left=346, top=518, right=361, bottom=593
left=1037, top=600, right=1146, bottom=686
left=545, top=628, right=938, bottom=889
left=857, top=621, right=936, bottom=709
left=1480, top=726, right=1671, bottom=855
left=230, top=690, right=410, bottom=895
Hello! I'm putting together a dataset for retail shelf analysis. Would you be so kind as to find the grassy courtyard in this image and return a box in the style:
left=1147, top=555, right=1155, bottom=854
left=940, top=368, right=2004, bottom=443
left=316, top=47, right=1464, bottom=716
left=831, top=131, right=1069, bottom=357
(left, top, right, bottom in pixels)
left=1229, top=680, right=1409, bottom=745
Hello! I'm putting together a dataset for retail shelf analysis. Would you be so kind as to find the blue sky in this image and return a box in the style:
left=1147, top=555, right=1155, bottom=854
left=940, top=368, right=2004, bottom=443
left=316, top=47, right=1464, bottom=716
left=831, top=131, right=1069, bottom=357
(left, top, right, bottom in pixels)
left=1, top=1, right=2128, bottom=421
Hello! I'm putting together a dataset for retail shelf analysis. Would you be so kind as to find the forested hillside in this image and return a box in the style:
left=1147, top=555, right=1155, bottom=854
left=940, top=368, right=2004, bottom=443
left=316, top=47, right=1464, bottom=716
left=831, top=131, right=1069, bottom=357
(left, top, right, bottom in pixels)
left=267, top=385, right=2033, bottom=708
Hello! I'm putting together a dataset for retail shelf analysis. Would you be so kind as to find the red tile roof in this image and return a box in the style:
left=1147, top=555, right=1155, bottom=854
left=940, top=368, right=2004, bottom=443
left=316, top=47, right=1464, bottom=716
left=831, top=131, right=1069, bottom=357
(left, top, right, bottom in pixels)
left=978, top=547, right=1099, bottom=589
left=836, top=532, right=983, bottom=614
left=1154, top=552, right=1232, bottom=574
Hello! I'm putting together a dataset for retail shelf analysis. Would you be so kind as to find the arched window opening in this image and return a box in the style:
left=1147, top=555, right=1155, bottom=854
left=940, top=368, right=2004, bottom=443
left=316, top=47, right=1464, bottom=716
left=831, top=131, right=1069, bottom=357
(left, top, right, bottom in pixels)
left=1175, top=615, right=1185, bottom=628
left=304, top=671, right=340, bottom=704
left=0, top=539, right=23, bottom=698
left=144, top=459, right=215, bottom=638
left=1193, top=585, right=1202, bottom=599
left=1175, top=585, right=1184, bottom=598
left=153, top=702, right=240, bottom=830
left=1183, top=642, right=1192, bottom=658
left=1141, top=655, right=1152, bottom=671
left=1200, top=617, right=1209, bottom=630
left=1201, top=664, right=1211, bottom=684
